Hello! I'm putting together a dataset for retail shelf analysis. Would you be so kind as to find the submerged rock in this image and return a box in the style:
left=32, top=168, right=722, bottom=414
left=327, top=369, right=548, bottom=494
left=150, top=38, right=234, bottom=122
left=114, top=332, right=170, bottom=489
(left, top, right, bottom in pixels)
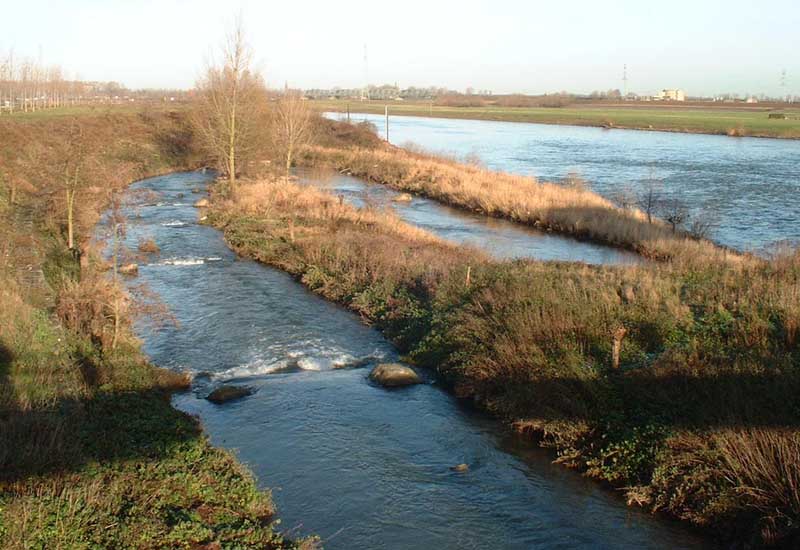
left=392, top=193, right=413, bottom=203
left=194, top=198, right=210, bottom=208
left=118, top=263, right=139, bottom=276
left=206, top=385, right=253, bottom=404
left=369, top=363, right=422, bottom=387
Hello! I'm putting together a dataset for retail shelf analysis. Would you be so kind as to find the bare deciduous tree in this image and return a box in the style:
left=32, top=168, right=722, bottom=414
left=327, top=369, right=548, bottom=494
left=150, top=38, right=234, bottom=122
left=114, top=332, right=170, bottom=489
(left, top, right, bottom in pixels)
left=660, top=195, right=689, bottom=233
left=272, top=90, right=314, bottom=179
left=637, top=169, right=663, bottom=224
left=193, top=19, right=267, bottom=186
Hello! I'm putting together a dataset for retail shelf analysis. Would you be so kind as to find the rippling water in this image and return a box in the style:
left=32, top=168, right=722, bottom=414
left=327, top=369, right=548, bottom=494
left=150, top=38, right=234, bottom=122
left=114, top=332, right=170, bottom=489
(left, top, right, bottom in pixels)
left=329, top=112, right=800, bottom=253
left=115, top=172, right=712, bottom=549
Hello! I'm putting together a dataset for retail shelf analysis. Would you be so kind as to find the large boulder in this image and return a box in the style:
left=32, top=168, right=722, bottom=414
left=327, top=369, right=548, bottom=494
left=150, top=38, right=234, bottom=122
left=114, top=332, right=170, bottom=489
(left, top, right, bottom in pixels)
left=369, top=363, right=422, bottom=387
left=194, top=198, right=210, bottom=208
left=206, top=385, right=253, bottom=404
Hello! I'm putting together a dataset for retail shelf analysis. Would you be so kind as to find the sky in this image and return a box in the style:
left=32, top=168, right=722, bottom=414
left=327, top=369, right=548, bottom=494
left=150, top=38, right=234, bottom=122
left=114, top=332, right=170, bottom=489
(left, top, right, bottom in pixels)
left=1, top=0, right=798, bottom=97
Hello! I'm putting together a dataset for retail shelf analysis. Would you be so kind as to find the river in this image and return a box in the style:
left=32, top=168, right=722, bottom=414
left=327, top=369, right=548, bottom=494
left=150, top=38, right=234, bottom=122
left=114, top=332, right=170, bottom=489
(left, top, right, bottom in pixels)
left=112, top=171, right=713, bottom=549
left=328, top=111, right=800, bottom=253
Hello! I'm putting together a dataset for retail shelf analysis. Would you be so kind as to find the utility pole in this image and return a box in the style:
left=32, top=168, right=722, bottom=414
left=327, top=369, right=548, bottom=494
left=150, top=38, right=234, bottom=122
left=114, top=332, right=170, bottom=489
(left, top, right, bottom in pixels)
left=362, top=43, right=369, bottom=102
left=781, top=68, right=788, bottom=100
left=623, top=64, right=628, bottom=98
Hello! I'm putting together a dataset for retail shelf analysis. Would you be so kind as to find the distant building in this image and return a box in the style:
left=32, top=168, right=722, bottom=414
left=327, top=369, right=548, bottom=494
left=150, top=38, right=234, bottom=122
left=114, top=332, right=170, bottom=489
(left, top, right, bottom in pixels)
left=655, top=89, right=686, bottom=101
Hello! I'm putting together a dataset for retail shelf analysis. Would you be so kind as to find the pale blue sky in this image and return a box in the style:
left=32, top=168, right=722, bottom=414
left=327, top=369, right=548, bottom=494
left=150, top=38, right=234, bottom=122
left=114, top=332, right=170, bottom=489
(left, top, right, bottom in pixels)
left=1, top=0, right=797, bottom=96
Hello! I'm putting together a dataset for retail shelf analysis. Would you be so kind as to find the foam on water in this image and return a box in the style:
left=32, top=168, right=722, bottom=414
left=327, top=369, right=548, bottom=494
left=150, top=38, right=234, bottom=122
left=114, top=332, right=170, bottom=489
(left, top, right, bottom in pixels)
left=161, top=220, right=190, bottom=228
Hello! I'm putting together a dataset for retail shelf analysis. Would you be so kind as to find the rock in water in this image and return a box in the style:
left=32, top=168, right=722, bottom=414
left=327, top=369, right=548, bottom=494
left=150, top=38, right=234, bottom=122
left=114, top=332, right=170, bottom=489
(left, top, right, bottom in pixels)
left=450, top=463, right=469, bottom=473
left=194, top=198, right=210, bottom=208
left=118, top=263, right=139, bottom=276
left=369, top=363, right=422, bottom=387
left=206, top=385, right=253, bottom=404
left=392, top=193, right=413, bottom=203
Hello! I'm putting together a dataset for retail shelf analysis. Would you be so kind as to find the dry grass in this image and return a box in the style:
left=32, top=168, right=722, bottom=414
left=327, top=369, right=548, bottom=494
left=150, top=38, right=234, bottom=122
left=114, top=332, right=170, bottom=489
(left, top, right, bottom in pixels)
left=716, top=429, right=800, bottom=543
left=303, top=144, right=739, bottom=264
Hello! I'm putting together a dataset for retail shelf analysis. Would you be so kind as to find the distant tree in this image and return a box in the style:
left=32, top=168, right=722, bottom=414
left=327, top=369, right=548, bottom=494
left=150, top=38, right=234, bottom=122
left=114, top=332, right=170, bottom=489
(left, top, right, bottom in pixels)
left=272, top=90, right=314, bottom=178
left=193, top=18, right=268, bottom=186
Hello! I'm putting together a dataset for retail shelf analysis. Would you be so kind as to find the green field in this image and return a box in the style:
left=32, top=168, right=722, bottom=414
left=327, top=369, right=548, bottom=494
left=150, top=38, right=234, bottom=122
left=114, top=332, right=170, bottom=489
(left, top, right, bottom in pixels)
left=315, top=99, right=800, bottom=139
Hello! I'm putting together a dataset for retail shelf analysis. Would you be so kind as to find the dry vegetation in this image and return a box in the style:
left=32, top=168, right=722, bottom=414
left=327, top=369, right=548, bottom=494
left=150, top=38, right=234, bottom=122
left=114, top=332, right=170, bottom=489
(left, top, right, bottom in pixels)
left=301, top=142, right=734, bottom=264
left=210, top=173, right=800, bottom=547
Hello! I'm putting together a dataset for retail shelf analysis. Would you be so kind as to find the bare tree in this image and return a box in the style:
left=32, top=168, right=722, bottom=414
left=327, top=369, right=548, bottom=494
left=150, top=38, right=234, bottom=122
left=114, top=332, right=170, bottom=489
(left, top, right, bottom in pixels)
left=637, top=169, right=663, bottom=224
left=272, top=89, right=314, bottom=178
left=193, top=19, right=267, bottom=186
left=659, top=195, right=689, bottom=233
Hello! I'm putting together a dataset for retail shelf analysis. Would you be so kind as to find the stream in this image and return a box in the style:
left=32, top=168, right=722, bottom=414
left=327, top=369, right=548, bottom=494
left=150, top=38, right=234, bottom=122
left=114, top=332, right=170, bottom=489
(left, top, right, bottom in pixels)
left=116, top=171, right=712, bottom=549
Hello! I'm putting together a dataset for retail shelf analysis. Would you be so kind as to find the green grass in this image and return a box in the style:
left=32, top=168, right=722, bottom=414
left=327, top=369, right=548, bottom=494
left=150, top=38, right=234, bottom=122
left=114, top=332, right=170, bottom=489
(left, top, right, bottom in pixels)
left=315, top=99, right=800, bottom=139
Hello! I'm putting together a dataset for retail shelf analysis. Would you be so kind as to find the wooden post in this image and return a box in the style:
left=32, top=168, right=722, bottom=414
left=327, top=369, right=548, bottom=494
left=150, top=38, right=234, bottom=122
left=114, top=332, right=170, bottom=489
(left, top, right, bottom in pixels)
left=611, top=327, right=627, bottom=370
left=385, top=104, right=389, bottom=142
left=465, top=265, right=471, bottom=287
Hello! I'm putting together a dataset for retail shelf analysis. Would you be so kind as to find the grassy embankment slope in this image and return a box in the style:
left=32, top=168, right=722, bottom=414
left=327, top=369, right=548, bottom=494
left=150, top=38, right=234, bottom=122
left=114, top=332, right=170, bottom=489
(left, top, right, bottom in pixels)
left=208, top=119, right=800, bottom=546
left=316, top=99, right=800, bottom=139
left=0, top=110, right=303, bottom=549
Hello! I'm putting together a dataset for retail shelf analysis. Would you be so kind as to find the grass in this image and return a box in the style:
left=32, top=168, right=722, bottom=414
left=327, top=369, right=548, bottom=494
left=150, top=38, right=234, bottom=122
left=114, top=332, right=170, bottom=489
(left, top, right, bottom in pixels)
left=0, top=111, right=308, bottom=548
left=315, top=99, right=800, bottom=139
left=209, top=175, right=800, bottom=547
left=301, top=140, right=735, bottom=264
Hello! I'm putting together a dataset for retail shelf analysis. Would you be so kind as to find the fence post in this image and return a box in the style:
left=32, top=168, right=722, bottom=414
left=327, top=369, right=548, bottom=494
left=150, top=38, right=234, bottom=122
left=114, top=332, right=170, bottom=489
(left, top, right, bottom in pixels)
left=612, top=327, right=627, bottom=370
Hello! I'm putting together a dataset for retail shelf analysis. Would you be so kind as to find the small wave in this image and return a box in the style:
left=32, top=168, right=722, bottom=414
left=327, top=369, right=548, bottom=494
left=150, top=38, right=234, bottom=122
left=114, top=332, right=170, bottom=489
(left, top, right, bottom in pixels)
left=161, top=220, right=190, bottom=228
left=155, top=257, right=224, bottom=266
left=215, top=350, right=386, bottom=380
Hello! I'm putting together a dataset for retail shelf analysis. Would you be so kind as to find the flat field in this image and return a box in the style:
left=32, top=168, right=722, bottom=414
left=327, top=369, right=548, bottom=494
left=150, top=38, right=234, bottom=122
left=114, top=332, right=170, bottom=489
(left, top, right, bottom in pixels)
left=315, top=99, right=800, bottom=139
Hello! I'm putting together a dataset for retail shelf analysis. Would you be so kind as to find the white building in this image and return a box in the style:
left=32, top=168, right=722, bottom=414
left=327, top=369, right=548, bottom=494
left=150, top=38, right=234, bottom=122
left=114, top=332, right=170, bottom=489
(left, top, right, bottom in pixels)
left=655, top=89, right=686, bottom=101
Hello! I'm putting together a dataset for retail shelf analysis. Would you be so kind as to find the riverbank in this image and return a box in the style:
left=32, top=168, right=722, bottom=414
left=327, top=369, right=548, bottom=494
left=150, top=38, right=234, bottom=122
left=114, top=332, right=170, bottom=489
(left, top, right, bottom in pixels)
left=208, top=176, right=800, bottom=547
left=315, top=100, right=800, bottom=140
left=0, top=113, right=304, bottom=548
left=301, top=140, right=734, bottom=264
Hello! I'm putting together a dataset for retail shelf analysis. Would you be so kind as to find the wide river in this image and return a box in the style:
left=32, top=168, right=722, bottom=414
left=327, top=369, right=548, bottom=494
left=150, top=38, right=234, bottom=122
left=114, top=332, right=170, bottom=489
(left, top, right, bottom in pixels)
left=114, top=171, right=713, bottom=549
left=329, top=112, right=800, bottom=253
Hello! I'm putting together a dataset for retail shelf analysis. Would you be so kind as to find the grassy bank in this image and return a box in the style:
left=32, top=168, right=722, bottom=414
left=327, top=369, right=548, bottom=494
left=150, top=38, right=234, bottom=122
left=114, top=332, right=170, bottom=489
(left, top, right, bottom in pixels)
left=209, top=176, right=800, bottom=547
left=316, top=99, right=800, bottom=139
left=0, top=112, right=304, bottom=548
left=302, top=141, right=731, bottom=264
